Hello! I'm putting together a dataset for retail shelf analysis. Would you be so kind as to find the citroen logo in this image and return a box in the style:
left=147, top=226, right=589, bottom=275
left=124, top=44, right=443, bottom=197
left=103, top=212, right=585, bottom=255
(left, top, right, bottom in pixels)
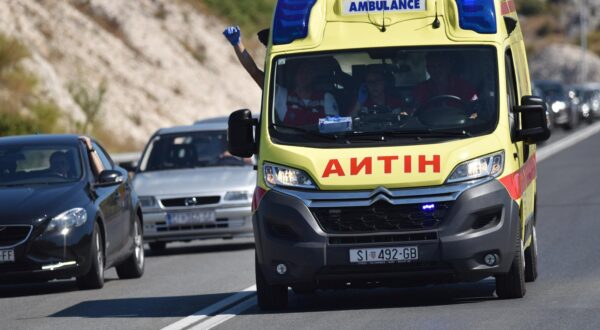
left=185, top=197, right=198, bottom=206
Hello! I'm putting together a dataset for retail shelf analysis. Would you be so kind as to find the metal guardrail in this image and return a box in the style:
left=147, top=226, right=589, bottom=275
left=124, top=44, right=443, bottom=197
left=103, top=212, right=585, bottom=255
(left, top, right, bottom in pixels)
left=112, top=152, right=141, bottom=164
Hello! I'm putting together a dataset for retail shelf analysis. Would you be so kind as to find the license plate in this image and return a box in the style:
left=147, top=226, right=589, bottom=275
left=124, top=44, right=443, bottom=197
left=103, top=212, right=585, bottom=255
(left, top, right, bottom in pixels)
left=0, top=250, right=15, bottom=263
left=349, top=246, right=418, bottom=264
left=167, top=210, right=216, bottom=226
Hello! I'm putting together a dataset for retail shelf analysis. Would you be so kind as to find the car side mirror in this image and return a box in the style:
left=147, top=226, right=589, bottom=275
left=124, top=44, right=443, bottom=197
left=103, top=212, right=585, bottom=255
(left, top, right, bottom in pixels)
left=514, top=96, right=551, bottom=144
left=97, top=170, right=124, bottom=187
left=228, top=109, right=257, bottom=158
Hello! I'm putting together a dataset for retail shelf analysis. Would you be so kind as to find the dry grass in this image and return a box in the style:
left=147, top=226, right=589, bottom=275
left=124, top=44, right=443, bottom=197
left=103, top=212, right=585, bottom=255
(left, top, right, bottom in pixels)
left=70, top=0, right=141, bottom=55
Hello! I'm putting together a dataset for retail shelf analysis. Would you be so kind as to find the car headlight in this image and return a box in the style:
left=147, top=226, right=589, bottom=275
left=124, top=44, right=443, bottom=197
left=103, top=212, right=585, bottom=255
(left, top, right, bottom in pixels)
left=447, top=151, right=504, bottom=183
left=45, top=208, right=87, bottom=232
left=139, top=196, right=158, bottom=208
left=264, top=163, right=316, bottom=189
left=551, top=101, right=566, bottom=113
left=224, top=190, right=253, bottom=202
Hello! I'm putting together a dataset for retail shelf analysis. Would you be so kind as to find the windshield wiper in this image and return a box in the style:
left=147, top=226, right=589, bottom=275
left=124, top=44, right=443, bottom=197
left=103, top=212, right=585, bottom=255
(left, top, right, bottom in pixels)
left=272, top=124, right=339, bottom=141
left=346, top=129, right=472, bottom=141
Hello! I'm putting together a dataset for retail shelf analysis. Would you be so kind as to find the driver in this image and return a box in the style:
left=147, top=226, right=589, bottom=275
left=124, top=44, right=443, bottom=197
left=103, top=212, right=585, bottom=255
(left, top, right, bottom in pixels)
left=352, top=66, right=407, bottom=116
left=413, top=52, right=478, bottom=114
left=49, top=152, right=71, bottom=178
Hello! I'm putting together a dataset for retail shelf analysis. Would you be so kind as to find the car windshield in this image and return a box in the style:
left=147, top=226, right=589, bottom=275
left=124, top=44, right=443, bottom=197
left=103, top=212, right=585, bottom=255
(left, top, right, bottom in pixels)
left=139, top=130, right=252, bottom=172
left=269, top=46, right=498, bottom=146
left=0, top=144, right=83, bottom=186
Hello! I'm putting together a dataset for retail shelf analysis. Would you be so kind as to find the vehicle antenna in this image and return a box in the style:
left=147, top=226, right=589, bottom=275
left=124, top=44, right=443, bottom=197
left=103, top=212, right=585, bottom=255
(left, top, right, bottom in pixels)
left=432, top=0, right=440, bottom=29
left=381, top=4, right=387, bottom=32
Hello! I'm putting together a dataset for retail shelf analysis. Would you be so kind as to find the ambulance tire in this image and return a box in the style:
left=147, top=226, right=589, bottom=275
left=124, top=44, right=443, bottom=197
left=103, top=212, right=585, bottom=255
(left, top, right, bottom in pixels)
left=495, top=223, right=526, bottom=299
left=255, top=253, right=288, bottom=310
left=524, top=225, right=539, bottom=282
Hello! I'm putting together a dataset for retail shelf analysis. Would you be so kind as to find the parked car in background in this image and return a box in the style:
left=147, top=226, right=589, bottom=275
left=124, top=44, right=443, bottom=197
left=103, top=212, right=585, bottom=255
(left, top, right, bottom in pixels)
left=133, top=121, right=255, bottom=252
left=569, top=84, right=600, bottom=123
left=0, top=135, right=144, bottom=289
left=533, top=80, right=579, bottom=130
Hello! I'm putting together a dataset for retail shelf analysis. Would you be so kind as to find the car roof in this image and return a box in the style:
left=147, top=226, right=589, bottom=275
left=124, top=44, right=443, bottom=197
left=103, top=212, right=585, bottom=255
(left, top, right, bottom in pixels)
left=0, top=134, right=82, bottom=146
left=156, top=122, right=228, bottom=136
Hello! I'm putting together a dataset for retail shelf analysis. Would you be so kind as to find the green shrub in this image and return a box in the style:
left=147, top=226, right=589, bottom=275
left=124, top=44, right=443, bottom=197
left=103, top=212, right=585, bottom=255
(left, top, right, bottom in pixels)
left=517, top=0, right=546, bottom=16
left=186, top=0, right=276, bottom=36
left=0, top=32, right=64, bottom=137
left=68, top=80, right=107, bottom=134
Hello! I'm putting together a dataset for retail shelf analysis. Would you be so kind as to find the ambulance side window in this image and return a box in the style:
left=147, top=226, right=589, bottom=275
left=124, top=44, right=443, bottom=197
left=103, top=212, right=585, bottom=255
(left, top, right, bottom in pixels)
left=505, top=50, right=518, bottom=138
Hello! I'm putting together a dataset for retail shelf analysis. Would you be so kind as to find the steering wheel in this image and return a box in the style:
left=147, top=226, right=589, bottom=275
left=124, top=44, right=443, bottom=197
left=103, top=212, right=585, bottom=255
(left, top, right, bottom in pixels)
left=413, top=94, right=470, bottom=126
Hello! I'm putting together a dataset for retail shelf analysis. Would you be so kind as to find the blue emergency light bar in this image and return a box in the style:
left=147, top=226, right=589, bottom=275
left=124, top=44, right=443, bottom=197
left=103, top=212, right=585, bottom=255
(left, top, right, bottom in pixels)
left=273, top=0, right=317, bottom=45
left=456, top=0, right=497, bottom=34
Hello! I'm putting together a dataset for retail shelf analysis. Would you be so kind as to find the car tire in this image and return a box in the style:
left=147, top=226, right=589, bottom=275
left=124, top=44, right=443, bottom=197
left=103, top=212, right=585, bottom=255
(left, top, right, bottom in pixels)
left=116, top=216, right=145, bottom=279
left=77, top=222, right=105, bottom=290
left=255, top=253, right=288, bottom=310
left=149, top=242, right=166, bottom=253
left=495, top=223, right=526, bottom=299
left=524, top=225, right=539, bottom=282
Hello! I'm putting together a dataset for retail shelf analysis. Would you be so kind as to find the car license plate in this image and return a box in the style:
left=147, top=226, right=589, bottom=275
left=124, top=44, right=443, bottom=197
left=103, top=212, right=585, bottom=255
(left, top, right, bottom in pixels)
left=349, top=246, right=418, bottom=264
left=0, top=250, right=15, bottom=263
left=167, top=210, right=216, bottom=226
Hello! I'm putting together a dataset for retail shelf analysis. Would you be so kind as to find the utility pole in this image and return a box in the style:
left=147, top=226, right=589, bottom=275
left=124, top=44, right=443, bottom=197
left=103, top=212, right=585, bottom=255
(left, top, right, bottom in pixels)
left=580, top=0, right=588, bottom=83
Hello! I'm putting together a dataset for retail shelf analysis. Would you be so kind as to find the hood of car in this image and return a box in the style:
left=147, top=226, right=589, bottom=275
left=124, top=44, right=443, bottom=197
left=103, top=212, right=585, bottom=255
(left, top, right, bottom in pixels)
left=0, top=182, right=87, bottom=225
left=133, top=167, right=256, bottom=197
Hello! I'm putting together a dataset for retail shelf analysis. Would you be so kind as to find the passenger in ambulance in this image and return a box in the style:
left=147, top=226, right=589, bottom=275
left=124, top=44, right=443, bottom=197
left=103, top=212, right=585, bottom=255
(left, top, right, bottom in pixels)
left=223, top=26, right=339, bottom=126
left=352, top=65, right=409, bottom=117
left=274, top=60, right=339, bottom=126
left=413, top=52, right=479, bottom=119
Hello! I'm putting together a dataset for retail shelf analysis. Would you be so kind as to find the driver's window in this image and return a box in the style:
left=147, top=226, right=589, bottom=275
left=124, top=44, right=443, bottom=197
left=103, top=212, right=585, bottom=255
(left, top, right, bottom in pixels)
left=93, top=142, right=113, bottom=171
left=505, top=50, right=518, bottom=135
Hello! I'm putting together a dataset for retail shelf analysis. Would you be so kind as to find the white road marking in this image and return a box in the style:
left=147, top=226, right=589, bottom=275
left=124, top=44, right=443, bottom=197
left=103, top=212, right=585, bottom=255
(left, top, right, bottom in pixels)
left=162, top=123, right=600, bottom=330
left=538, top=121, right=600, bottom=162
left=160, top=285, right=255, bottom=330
left=189, top=297, right=257, bottom=330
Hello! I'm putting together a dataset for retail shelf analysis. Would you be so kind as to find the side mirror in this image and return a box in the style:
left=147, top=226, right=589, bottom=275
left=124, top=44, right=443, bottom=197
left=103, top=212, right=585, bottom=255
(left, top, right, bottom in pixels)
left=97, top=170, right=124, bottom=187
left=514, top=96, right=551, bottom=144
left=228, top=109, right=257, bottom=158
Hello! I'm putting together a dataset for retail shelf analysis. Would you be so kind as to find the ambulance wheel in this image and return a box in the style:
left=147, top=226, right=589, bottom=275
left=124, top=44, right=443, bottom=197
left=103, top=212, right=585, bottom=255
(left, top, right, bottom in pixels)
left=255, top=253, right=288, bottom=310
left=524, top=225, right=539, bottom=282
left=495, top=223, right=526, bottom=299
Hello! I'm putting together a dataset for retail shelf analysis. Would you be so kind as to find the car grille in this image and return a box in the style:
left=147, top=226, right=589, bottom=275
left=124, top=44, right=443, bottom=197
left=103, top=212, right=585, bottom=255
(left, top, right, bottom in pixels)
left=0, top=225, right=32, bottom=248
left=160, top=196, right=220, bottom=208
left=311, top=202, right=452, bottom=234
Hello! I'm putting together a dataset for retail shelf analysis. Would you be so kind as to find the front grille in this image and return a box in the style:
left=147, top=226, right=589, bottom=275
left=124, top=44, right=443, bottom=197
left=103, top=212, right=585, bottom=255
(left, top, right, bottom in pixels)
left=312, top=202, right=452, bottom=234
left=156, top=218, right=229, bottom=232
left=0, top=226, right=32, bottom=247
left=161, top=196, right=220, bottom=208
left=329, top=232, right=438, bottom=245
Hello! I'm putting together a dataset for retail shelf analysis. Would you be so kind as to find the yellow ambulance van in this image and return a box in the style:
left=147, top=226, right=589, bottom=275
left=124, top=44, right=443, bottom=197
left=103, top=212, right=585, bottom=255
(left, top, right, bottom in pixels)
left=229, top=0, right=550, bottom=310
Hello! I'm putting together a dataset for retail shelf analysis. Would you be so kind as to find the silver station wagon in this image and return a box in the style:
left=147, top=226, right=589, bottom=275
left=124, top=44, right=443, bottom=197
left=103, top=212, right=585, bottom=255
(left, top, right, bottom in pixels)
left=133, top=121, right=255, bottom=252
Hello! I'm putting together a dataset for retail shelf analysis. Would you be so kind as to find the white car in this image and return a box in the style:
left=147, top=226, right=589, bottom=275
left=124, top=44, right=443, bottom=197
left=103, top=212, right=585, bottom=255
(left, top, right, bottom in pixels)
left=133, top=121, right=255, bottom=252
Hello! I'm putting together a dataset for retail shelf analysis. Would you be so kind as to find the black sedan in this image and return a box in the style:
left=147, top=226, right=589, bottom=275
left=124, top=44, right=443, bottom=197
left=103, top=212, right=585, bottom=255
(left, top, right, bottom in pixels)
left=0, top=135, right=144, bottom=289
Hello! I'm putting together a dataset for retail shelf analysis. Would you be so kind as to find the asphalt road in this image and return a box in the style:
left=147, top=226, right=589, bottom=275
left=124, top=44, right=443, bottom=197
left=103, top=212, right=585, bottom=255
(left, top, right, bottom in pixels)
left=1, top=125, right=599, bottom=330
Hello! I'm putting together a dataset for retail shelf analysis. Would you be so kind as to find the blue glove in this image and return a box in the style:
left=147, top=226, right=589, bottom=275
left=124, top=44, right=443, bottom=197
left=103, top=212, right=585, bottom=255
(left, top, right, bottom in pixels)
left=357, top=84, right=369, bottom=105
left=223, top=26, right=241, bottom=46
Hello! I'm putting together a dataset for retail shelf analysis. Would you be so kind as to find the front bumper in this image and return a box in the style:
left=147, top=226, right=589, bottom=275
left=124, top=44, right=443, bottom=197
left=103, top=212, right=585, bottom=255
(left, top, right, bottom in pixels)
left=254, top=179, right=519, bottom=287
left=142, top=205, right=253, bottom=243
left=0, top=224, right=93, bottom=282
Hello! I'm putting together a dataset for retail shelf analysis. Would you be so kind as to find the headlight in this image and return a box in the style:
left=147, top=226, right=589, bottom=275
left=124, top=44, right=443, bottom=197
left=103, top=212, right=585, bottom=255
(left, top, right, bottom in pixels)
left=224, top=190, right=253, bottom=201
left=139, top=196, right=158, bottom=208
left=447, top=151, right=504, bottom=183
left=45, top=208, right=87, bottom=232
left=263, top=163, right=316, bottom=189
left=551, top=101, right=566, bottom=113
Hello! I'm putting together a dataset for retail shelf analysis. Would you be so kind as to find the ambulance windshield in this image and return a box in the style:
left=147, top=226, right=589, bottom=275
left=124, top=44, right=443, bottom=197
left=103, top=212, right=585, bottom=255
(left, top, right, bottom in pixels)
left=269, top=46, right=498, bottom=146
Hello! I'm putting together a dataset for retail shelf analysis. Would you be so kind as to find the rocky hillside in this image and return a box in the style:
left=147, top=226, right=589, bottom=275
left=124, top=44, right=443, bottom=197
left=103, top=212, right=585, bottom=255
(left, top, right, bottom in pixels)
left=0, top=0, right=262, bottom=150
